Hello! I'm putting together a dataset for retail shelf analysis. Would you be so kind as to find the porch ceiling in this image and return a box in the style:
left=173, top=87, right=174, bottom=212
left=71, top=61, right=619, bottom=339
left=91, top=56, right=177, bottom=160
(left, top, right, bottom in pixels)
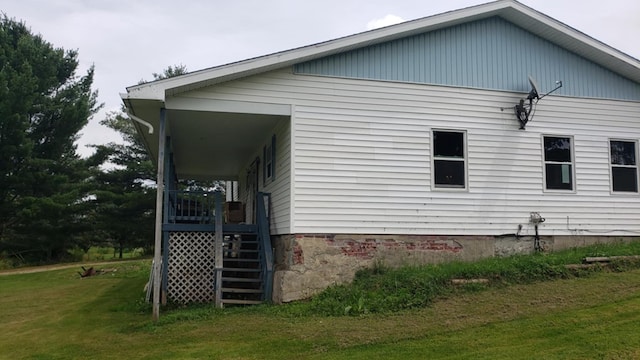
left=128, top=100, right=285, bottom=180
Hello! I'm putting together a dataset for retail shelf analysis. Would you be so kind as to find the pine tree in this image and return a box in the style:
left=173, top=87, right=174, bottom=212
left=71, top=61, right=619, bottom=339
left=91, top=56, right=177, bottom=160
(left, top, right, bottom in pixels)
left=88, top=110, right=156, bottom=258
left=0, top=16, right=99, bottom=262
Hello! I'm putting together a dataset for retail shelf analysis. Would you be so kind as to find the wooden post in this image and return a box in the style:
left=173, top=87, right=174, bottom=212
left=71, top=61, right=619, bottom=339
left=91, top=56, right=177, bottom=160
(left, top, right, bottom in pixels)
left=152, top=108, right=166, bottom=322
left=214, top=191, right=223, bottom=308
left=161, top=141, right=171, bottom=306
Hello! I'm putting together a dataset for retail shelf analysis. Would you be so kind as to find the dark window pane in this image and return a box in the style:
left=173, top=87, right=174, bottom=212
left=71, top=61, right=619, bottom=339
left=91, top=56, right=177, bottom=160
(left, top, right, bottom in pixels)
left=545, top=163, right=573, bottom=190
left=612, top=167, right=638, bottom=192
left=266, top=145, right=272, bottom=178
left=610, top=141, right=636, bottom=166
left=434, top=160, right=465, bottom=187
left=434, top=131, right=464, bottom=158
left=544, top=137, right=571, bottom=162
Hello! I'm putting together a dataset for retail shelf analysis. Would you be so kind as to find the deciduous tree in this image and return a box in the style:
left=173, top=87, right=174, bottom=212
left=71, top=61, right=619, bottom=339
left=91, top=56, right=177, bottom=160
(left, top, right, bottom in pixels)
left=89, top=109, right=156, bottom=258
left=88, top=65, right=190, bottom=258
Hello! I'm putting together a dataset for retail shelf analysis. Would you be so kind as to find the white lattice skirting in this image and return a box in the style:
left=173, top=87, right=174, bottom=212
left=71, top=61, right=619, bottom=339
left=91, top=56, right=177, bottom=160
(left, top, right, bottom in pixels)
left=167, top=231, right=216, bottom=303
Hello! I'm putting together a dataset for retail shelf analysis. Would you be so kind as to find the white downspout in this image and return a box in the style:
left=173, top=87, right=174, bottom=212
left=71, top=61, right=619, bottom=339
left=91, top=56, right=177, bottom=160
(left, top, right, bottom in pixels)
left=126, top=112, right=154, bottom=134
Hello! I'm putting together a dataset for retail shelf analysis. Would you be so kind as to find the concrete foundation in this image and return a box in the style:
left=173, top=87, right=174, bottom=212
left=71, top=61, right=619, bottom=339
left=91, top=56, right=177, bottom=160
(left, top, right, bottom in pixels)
left=270, top=233, right=639, bottom=303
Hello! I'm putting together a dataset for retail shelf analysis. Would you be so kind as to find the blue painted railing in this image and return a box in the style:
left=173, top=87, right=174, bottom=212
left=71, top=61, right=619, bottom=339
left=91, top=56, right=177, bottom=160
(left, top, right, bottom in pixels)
left=162, top=188, right=273, bottom=305
left=167, top=190, right=217, bottom=224
left=255, top=192, right=273, bottom=302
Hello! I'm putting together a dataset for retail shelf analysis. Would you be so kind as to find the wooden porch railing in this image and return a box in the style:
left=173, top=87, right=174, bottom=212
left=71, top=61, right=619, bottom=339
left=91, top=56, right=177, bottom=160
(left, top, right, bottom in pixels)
left=256, top=192, right=274, bottom=302
left=161, top=189, right=274, bottom=305
left=167, top=190, right=216, bottom=224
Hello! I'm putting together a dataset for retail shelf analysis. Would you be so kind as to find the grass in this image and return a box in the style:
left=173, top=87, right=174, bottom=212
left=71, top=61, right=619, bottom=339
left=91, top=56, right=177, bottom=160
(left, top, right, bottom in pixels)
left=0, top=246, right=150, bottom=271
left=0, top=243, right=639, bottom=359
left=307, top=240, right=640, bottom=316
left=70, top=246, right=149, bottom=262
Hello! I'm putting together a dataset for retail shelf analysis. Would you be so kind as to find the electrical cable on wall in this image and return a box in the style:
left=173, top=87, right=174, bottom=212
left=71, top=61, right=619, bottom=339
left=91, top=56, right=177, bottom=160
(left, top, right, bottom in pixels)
left=566, top=216, right=640, bottom=235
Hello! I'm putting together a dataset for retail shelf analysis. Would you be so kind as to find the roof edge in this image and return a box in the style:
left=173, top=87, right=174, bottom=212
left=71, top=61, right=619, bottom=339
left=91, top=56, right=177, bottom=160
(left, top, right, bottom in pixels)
left=124, top=0, right=640, bottom=100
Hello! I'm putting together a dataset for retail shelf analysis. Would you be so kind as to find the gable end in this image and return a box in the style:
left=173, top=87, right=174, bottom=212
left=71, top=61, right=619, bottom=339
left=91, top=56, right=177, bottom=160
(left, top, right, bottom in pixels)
left=294, top=17, right=640, bottom=101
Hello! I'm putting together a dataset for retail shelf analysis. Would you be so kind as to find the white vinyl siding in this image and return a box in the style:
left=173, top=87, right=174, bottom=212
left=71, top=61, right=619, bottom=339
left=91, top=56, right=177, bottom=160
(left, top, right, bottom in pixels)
left=238, top=118, right=291, bottom=234
left=178, top=68, right=640, bottom=237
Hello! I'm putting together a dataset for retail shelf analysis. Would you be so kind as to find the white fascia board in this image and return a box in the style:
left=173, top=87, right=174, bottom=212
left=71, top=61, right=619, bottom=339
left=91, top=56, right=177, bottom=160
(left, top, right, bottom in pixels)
left=123, top=1, right=510, bottom=99
left=121, top=87, right=164, bottom=101
left=165, top=97, right=291, bottom=116
left=505, top=1, right=640, bottom=82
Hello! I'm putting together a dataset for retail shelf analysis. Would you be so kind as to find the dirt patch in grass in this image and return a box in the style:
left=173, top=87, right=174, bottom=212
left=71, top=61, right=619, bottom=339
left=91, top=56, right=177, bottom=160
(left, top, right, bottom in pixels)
left=0, top=259, right=140, bottom=276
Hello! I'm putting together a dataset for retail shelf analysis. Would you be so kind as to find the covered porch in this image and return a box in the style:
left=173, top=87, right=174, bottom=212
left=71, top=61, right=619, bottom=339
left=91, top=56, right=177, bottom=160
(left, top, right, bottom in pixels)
left=123, top=94, right=290, bottom=315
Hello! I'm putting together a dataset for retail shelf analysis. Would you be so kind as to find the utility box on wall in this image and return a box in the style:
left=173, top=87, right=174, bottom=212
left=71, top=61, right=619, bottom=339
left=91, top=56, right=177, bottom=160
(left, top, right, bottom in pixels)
left=224, top=201, right=245, bottom=223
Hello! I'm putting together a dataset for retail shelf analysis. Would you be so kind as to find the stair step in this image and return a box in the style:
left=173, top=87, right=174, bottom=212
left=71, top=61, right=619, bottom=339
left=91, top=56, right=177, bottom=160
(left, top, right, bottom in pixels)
left=223, top=249, right=259, bottom=254
left=223, top=258, right=260, bottom=263
left=221, top=299, right=262, bottom=305
left=224, top=258, right=259, bottom=263
left=221, top=288, right=263, bottom=294
left=224, top=262, right=259, bottom=267
left=222, top=277, right=262, bottom=283
left=222, top=267, right=261, bottom=272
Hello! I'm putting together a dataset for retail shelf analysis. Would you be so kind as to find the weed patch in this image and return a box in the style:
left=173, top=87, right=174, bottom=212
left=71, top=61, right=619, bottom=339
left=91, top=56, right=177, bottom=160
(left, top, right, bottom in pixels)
left=306, top=241, right=640, bottom=316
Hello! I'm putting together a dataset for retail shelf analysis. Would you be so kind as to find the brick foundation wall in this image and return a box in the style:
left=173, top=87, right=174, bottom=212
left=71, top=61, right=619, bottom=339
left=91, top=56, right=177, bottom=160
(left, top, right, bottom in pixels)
left=270, top=233, right=638, bottom=303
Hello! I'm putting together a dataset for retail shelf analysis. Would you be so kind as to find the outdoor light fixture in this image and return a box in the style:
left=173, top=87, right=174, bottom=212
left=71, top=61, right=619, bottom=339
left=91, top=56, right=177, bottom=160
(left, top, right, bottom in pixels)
left=514, top=76, right=563, bottom=130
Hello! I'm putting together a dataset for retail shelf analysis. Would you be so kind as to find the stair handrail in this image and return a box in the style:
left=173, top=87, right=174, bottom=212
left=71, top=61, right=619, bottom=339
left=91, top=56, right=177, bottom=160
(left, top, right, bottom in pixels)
left=255, top=192, right=273, bottom=302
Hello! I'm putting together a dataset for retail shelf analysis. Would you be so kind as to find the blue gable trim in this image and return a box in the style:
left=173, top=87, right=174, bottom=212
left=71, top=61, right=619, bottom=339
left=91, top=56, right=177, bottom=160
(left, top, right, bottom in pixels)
left=294, top=17, right=640, bottom=101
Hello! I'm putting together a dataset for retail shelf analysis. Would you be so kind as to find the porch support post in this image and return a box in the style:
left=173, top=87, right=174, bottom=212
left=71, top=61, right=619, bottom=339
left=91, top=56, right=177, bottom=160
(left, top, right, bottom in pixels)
left=161, top=231, right=169, bottom=305
left=214, top=191, right=223, bottom=308
left=152, top=108, right=166, bottom=322
left=161, top=140, right=172, bottom=306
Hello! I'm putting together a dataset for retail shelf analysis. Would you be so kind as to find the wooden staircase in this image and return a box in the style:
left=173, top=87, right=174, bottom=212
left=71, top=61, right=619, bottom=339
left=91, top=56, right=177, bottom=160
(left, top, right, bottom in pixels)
left=220, top=233, right=264, bottom=305
left=161, top=191, right=273, bottom=307
left=217, top=192, right=273, bottom=307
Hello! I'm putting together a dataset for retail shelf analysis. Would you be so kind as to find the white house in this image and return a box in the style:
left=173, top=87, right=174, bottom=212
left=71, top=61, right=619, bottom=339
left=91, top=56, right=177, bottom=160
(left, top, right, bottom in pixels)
left=122, top=0, right=640, bottom=307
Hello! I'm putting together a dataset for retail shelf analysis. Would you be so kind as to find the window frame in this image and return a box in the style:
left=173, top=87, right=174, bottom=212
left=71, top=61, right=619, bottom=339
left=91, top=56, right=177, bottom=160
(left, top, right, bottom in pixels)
left=609, top=138, right=639, bottom=194
left=263, top=134, right=276, bottom=184
left=431, top=129, right=468, bottom=191
left=541, top=134, right=575, bottom=193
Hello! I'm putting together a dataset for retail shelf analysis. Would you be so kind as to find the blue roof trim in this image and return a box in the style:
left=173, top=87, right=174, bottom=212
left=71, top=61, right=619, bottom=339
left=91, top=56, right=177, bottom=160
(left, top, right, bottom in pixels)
left=294, top=17, right=640, bottom=101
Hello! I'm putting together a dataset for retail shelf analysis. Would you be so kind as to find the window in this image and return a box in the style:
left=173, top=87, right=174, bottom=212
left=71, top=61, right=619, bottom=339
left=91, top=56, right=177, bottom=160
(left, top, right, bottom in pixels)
left=610, top=140, right=638, bottom=193
left=263, top=134, right=276, bottom=183
left=543, top=136, right=573, bottom=191
left=432, top=130, right=466, bottom=189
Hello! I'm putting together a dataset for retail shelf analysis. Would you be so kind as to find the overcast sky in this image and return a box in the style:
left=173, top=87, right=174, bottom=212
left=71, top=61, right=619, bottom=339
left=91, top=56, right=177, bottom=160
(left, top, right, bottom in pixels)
left=3, top=0, right=639, bottom=157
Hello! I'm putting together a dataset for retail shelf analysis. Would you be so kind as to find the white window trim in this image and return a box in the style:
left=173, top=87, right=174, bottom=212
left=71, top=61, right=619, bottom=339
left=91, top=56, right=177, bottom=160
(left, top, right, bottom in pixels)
left=431, top=129, right=468, bottom=191
left=608, top=138, right=639, bottom=194
left=541, top=134, right=576, bottom=193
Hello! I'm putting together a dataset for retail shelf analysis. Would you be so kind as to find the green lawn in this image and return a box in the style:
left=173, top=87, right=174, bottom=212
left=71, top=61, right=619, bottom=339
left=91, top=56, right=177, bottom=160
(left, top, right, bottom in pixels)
left=1, top=260, right=639, bottom=359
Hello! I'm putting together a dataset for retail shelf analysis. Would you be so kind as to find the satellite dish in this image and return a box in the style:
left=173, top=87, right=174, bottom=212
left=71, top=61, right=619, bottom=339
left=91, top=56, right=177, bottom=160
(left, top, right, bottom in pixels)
left=527, top=75, right=539, bottom=100
left=513, top=76, right=563, bottom=130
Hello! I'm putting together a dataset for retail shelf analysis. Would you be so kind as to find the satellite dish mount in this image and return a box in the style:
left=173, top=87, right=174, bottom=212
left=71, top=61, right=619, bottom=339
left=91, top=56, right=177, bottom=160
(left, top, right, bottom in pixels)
left=515, top=76, right=562, bottom=129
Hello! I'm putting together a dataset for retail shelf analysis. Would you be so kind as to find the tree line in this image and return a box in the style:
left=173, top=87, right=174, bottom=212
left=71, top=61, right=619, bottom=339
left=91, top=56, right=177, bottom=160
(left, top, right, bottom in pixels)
left=0, top=16, right=183, bottom=265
